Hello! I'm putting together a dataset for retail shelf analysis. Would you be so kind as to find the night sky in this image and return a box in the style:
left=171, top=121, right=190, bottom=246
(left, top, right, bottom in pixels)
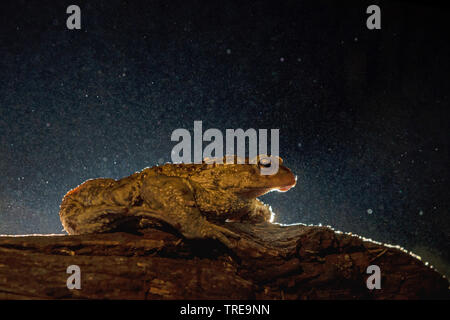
left=0, top=1, right=449, bottom=275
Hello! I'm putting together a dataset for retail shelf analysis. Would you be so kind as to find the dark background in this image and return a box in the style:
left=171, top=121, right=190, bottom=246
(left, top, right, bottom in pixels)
left=0, top=1, right=448, bottom=275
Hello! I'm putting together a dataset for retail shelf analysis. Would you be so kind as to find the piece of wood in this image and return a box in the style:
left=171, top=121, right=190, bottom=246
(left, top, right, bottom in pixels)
left=0, top=222, right=448, bottom=299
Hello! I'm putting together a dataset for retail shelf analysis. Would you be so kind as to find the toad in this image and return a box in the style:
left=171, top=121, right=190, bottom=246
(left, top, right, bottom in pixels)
left=59, top=155, right=296, bottom=248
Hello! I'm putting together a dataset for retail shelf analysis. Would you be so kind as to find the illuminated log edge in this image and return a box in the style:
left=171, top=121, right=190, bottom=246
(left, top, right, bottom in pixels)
left=0, top=222, right=448, bottom=299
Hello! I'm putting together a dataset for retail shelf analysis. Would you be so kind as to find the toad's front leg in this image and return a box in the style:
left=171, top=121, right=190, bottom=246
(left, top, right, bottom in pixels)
left=138, top=174, right=240, bottom=248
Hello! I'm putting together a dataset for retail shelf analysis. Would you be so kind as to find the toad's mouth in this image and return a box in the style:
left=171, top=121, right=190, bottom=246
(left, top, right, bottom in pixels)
left=275, top=174, right=297, bottom=193
left=277, top=184, right=294, bottom=192
left=238, top=179, right=297, bottom=198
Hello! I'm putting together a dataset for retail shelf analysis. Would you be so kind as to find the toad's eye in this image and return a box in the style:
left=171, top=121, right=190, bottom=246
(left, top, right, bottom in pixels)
left=258, top=157, right=272, bottom=168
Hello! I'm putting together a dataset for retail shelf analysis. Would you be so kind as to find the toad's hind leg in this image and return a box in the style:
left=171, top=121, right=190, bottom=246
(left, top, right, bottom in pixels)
left=60, top=198, right=140, bottom=235
left=139, top=174, right=240, bottom=248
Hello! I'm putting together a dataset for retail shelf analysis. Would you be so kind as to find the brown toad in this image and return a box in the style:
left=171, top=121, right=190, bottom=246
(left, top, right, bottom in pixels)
left=59, top=155, right=296, bottom=247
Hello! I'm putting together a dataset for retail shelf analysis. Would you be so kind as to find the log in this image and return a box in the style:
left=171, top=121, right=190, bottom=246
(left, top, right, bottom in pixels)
left=0, top=222, right=448, bottom=299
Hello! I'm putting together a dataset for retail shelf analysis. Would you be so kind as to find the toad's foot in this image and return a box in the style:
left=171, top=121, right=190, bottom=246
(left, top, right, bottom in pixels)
left=182, top=215, right=241, bottom=249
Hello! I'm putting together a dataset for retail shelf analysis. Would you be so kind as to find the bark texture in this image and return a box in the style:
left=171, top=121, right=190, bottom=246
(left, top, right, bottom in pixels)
left=0, top=222, right=448, bottom=299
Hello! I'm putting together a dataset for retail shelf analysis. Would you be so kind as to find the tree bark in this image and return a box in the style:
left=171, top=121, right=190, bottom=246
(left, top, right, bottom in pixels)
left=0, top=222, right=448, bottom=299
